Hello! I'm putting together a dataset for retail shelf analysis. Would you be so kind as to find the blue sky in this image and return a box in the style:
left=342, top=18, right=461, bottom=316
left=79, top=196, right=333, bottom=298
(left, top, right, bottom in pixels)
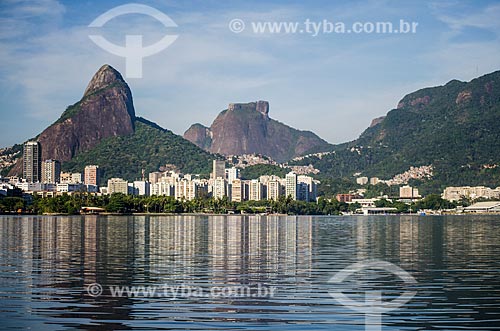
left=1, top=0, right=499, bottom=148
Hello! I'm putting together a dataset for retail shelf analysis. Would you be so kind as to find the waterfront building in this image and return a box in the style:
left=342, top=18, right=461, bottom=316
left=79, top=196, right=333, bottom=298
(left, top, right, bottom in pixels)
left=107, top=178, right=128, bottom=195
left=298, top=175, right=318, bottom=201
left=23, top=141, right=41, bottom=183
left=231, top=179, right=244, bottom=202
left=213, top=177, right=226, bottom=199
left=151, top=182, right=174, bottom=196
left=285, top=172, right=298, bottom=200
left=132, top=181, right=150, bottom=196
left=443, top=186, right=500, bottom=201
left=464, top=201, right=500, bottom=213
left=267, top=179, right=283, bottom=200
left=84, top=165, right=100, bottom=186
left=297, top=182, right=309, bottom=201
left=41, top=159, right=61, bottom=184
left=249, top=179, right=263, bottom=201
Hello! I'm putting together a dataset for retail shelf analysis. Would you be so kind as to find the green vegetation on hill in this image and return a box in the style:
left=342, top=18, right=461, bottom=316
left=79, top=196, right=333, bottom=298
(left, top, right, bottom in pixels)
left=63, top=118, right=214, bottom=182
left=292, top=70, right=500, bottom=195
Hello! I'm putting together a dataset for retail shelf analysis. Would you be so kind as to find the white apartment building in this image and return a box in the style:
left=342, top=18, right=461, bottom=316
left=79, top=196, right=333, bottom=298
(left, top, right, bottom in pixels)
left=226, top=167, right=240, bottom=182
left=249, top=179, right=263, bottom=201
left=213, top=177, right=226, bottom=200
left=107, top=178, right=128, bottom=195
left=285, top=172, right=297, bottom=199
left=443, top=186, right=500, bottom=201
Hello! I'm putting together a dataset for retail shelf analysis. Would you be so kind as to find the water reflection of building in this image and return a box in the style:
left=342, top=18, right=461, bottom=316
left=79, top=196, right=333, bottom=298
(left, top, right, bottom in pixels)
left=208, top=216, right=313, bottom=284
left=1, top=215, right=314, bottom=327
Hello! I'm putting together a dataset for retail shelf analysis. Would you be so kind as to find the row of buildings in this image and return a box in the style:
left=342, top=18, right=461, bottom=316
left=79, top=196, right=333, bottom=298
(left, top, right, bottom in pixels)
left=13, top=142, right=319, bottom=202
left=21, top=141, right=100, bottom=185
left=442, top=186, right=500, bottom=201
left=101, top=160, right=318, bottom=201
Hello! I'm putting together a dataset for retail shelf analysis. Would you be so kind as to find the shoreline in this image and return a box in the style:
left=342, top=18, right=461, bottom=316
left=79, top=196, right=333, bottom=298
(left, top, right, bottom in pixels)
left=2, top=212, right=500, bottom=217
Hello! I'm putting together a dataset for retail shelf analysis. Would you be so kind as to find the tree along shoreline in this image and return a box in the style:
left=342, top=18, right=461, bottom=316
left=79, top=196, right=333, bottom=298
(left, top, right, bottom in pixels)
left=0, top=192, right=463, bottom=216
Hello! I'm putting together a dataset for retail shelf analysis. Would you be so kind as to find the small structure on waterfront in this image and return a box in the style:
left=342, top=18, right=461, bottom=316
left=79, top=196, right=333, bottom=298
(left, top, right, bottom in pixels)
left=80, top=206, right=106, bottom=214
left=464, top=201, right=500, bottom=213
left=362, top=207, right=398, bottom=215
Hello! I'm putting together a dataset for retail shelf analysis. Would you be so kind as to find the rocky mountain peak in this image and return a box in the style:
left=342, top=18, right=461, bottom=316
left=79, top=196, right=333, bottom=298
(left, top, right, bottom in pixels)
left=8, top=64, right=136, bottom=176
left=184, top=101, right=331, bottom=162
left=83, top=64, right=126, bottom=97
left=228, top=100, right=270, bottom=118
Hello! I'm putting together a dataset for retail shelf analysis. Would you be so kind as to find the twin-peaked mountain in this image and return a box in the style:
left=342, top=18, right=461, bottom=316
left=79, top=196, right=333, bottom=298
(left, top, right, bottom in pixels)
left=7, top=65, right=213, bottom=180
left=183, top=101, right=332, bottom=162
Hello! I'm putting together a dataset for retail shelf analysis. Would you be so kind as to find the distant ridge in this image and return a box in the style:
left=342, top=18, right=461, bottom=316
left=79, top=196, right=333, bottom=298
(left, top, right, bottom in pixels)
left=184, top=101, right=332, bottom=162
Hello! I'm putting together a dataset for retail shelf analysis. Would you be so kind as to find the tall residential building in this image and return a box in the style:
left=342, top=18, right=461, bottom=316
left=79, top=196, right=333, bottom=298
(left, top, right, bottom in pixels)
left=175, top=179, right=207, bottom=200
left=132, top=181, right=150, bottom=196
left=212, top=160, right=225, bottom=180
left=285, top=172, right=297, bottom=200
left=249, top=179, right=263, bottom=201
left=41, top=159, right=61, bottom=183
left=23, top=141, right=41, bottom=183
left=151, top=182, right=175, bottom=196
left=84, top=165, right=100, bottom=186
left=107, top=178, right=128, bottom=195
left=231, top=179, right=244, bottom=202
left=297, top=182, right=310, bottom=201
left=267, top=179, right=282, bottom=200
left=213, top=177, right=226, bottom=199
left=298, top=175, right=318, bottom=201
left=226, top=167, right=240, bottom=182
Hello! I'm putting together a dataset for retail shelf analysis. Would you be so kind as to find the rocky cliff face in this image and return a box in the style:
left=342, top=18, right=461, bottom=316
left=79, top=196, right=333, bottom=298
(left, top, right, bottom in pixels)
left=182, top=123, right=212, bottom=150
left=8, top=64, right=135, bottom=176
left=183, top=101, right=332, bottom=162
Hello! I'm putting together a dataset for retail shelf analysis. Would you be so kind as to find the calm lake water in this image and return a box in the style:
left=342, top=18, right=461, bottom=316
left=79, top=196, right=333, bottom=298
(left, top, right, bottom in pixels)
left=0, top=215, right=499, bottom=330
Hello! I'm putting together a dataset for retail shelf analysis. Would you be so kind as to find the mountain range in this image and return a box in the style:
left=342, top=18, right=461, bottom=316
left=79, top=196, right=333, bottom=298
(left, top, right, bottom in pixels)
left=291, top=70, right=500, bottom=193
left=1, top=65, right=499, bottom=194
